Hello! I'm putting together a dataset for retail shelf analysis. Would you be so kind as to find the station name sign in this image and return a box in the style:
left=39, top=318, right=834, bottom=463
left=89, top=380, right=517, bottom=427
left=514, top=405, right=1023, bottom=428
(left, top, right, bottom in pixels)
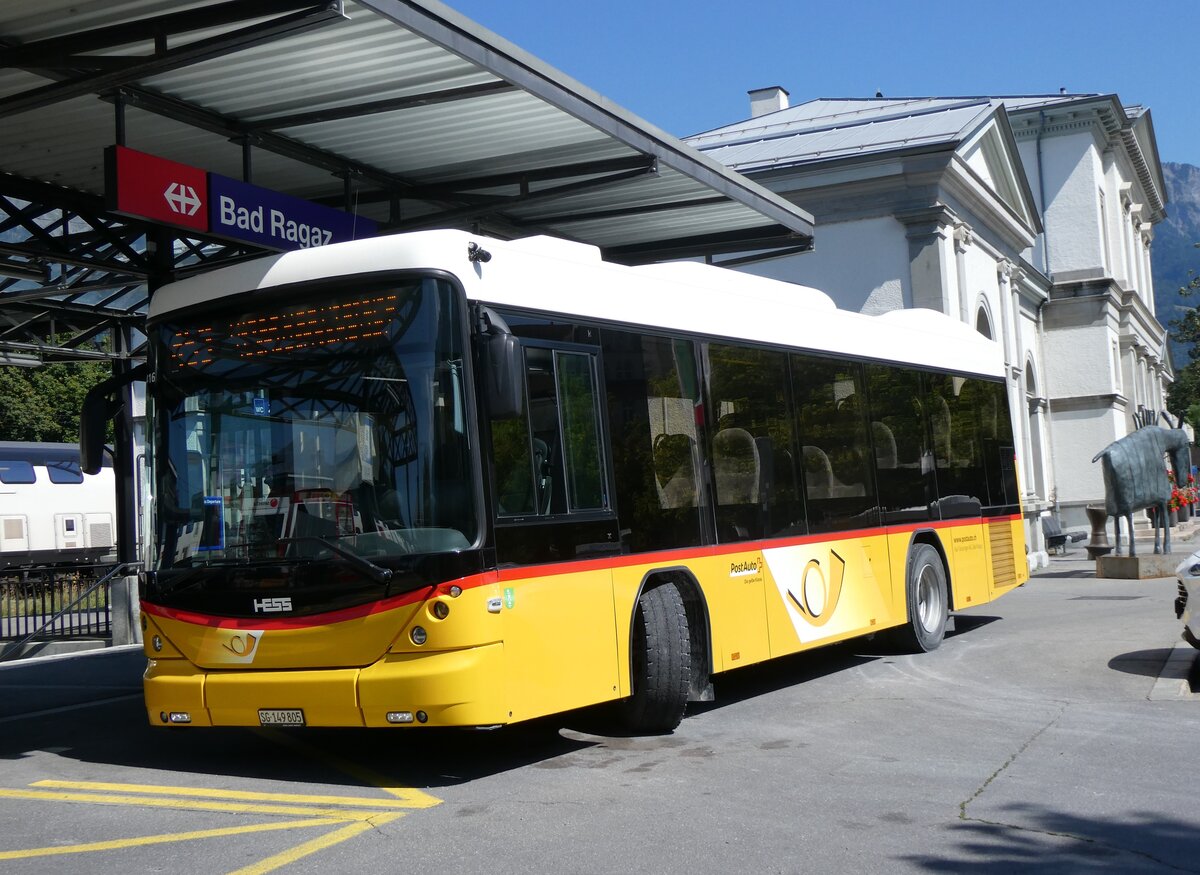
left=105, top=145, right=376, bottom=251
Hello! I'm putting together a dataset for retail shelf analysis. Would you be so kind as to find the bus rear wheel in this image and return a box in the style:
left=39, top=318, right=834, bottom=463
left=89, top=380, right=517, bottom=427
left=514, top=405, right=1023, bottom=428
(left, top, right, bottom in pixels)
left=893, top=543, right=948, bottom=653
left=620, top=583, right=690, bottom=734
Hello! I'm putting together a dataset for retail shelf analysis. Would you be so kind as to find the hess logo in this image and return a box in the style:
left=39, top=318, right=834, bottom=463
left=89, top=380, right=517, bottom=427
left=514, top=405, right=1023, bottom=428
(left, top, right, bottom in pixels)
left=253, top=597, right=292, bottom=613
left=787, top=549, right=846, bottom=628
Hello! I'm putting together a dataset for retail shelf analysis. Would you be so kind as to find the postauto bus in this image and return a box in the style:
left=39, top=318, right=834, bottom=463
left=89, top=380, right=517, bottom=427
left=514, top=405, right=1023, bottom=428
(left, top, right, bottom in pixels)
left=82, top=230, right=1026, bottom=733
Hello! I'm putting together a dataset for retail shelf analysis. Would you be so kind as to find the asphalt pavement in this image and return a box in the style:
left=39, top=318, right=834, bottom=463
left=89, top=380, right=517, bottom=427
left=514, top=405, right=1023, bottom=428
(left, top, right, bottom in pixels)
left=1, top=554, right=1198, bottom=874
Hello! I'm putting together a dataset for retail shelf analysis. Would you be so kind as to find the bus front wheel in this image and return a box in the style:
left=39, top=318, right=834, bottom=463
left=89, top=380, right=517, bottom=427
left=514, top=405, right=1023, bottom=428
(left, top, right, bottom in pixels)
left=894, top=544, right=948, bottom=653
left=620, top=583, right=691, bottom=734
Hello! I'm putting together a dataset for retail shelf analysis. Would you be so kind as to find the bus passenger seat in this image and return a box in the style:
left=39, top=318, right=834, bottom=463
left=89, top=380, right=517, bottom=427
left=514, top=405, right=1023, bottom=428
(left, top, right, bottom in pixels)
left=653, top=433, right=698, bottom=509
left=713, top=428, right=760, bottom=505
left=872, top=422, right=897, bottom=469
left=802, top=445, right=834, bottom=499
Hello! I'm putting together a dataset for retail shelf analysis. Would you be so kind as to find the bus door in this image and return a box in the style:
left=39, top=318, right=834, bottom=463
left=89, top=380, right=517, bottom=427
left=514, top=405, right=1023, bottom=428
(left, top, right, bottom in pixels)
left=481, top=325, right=621, bottom=719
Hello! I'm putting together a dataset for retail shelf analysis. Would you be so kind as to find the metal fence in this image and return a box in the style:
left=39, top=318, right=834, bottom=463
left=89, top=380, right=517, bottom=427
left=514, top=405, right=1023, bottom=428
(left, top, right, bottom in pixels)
left=0, top=565, right=115, bottom=645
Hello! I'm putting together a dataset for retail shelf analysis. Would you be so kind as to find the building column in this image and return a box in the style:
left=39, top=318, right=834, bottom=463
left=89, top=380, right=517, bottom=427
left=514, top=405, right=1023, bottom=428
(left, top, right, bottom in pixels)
left=997, top=260, right=1029, bottom=505
left=1140, top=226, right=1155, bottom=310
left=898, top=205, right=958, bottom=314
left=954, top=222, right=973, bottom=325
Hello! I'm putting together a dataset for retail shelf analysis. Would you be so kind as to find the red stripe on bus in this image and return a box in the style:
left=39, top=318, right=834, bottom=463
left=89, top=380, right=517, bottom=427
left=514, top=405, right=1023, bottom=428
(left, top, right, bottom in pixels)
left=493, top=514, right=1020, bottom=582
left=141, top=570, right=497, bottom=629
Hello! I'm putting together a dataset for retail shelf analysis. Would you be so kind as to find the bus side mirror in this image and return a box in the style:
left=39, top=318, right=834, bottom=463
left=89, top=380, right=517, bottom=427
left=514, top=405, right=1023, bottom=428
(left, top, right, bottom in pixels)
left=80, top=387, right=113, bottom=475
left=482, top=330, right=524, bottom=420
left=80, top=363, right=148, bottom=474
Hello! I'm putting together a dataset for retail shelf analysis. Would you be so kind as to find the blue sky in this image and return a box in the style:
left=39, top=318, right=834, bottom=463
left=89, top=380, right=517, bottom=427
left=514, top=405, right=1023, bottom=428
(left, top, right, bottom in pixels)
left=447, top=0, right=1200, bottom=169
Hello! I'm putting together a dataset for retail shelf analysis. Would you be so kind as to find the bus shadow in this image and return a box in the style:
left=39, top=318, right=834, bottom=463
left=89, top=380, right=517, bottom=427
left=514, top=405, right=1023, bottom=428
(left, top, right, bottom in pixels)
left=588, top=613, right=1004, bottom=729
left=1, top=614, right=1006, bottom=789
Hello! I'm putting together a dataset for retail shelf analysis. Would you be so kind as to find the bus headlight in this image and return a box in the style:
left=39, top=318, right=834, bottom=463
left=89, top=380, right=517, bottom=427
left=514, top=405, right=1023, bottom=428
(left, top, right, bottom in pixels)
left=410, top=626, right=427, bottom=646
left=431, top=601, right=450, bottom=620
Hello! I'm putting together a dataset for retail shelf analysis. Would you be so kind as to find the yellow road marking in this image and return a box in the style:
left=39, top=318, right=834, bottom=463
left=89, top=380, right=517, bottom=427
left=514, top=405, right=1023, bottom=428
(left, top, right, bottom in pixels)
left=227, top=813, right=404, bottom=875
left=0, top=818, right=341, bottom=862
left=0, top=787, right=395, bottom=821
left=1, top=730, right=442, bottom=870
left=253, top=727, right=442, bottom=806
left=32, top=780, right=424, bottom=809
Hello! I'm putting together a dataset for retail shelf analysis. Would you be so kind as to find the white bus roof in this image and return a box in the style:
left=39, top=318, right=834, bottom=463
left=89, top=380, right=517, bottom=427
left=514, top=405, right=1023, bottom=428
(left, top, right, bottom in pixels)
left=150, top=230, right=1004, bottom=379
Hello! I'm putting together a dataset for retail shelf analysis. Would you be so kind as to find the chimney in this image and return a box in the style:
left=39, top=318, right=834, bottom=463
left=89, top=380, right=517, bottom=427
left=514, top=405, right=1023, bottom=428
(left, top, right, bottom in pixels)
left=748, top=86, right=789, bottom=118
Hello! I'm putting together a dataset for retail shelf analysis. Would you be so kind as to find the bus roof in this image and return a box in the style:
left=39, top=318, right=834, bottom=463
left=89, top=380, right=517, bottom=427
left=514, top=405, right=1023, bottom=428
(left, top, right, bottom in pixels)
left=150, top=230, right=1005, bottom=379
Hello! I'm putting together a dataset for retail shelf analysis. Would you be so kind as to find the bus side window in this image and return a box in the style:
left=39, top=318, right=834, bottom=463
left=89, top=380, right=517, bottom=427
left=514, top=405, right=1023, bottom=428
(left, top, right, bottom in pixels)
left=705, top=343, right=797, bottom=542
left=601, top=330, right=705, bottom=552
left=791, top=355, right=877, bottom=534
left=864, top=365, right=934, bottom=524
left=525, top=347, right=564, bottom=514
left=554, top=350, right=606, bottom=511
left=491, top=371, right=537, bottom=517
left=491, top=345, right=608, bottom=517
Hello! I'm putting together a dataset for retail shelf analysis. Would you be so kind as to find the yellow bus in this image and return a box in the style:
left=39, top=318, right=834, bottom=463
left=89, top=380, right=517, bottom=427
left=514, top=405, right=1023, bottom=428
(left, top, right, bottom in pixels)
left=87, top=230, right=1027, bottom=733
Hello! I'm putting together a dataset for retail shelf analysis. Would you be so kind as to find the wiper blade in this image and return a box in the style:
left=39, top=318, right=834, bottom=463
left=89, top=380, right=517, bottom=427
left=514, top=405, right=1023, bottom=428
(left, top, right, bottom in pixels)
left=277, top=536, right=394, bottom=586
left=158, top=566, right=207, bottom=594
left=157, top=558, right=273, bottom=594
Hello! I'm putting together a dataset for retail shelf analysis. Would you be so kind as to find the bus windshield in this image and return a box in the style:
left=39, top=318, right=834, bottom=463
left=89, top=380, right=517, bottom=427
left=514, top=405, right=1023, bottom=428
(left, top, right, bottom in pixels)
left=147, top=276, right=476, bottom=572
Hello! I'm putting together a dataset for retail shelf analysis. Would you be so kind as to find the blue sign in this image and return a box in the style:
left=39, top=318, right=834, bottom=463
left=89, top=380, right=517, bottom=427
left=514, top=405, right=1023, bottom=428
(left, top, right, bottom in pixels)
left=208, top=174, right=377, bottom=252
left=252, top=398, right=270, bottom=416
left=199, top=496, right=225, bottom=552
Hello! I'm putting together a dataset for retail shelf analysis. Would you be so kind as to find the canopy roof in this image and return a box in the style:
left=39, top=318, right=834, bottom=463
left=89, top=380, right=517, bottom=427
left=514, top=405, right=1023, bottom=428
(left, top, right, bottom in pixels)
left=0, top=0, right=814, bottom=362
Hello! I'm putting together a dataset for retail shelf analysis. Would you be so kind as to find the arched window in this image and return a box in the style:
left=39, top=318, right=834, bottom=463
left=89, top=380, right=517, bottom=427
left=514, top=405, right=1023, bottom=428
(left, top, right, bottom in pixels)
left=975, top=303, right=993, bottom=340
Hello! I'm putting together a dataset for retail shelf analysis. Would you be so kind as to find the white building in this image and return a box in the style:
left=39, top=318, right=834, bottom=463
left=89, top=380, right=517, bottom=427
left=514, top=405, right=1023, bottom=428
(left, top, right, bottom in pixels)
left=687, top=90, right=1169, bottom=567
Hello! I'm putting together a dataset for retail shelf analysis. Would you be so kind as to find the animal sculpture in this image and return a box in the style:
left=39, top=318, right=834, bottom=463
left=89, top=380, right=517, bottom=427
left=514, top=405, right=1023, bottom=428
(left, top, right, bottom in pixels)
left=1091, top=424, right=1191, bottom=556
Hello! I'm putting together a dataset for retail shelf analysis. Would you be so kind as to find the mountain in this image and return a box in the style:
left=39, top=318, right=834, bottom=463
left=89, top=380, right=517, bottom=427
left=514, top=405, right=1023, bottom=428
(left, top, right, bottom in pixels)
left=1153, top=161, right=1200, bottom=368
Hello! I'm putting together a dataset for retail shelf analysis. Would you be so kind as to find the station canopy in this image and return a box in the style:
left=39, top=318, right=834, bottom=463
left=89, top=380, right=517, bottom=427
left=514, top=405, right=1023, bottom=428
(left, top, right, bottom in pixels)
left=0, top=0, right=814, bottom=365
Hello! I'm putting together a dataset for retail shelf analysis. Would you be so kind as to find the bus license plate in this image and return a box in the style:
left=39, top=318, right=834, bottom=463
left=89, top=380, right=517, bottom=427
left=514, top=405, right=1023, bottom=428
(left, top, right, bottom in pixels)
left=258, top=709, right=305, bottom=726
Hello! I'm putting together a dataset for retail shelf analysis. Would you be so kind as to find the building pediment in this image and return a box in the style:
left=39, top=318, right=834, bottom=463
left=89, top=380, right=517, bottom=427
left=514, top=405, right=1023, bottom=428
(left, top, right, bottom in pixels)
left=956, top=113, right=1039, bottom=233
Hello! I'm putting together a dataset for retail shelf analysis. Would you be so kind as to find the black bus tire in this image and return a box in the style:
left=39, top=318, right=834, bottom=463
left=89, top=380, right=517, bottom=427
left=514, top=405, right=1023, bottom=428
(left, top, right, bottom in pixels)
left=620, top=583, right=691, bottom=734
left=893, top=543, right=949, bottom=653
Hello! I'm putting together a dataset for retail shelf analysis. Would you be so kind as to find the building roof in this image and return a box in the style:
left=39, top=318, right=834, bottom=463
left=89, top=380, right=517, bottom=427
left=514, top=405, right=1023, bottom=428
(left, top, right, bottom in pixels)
left=687, top=97, right=1001, bottom=173
left=687, top=95, right=1045, bottom=243
left=689, top=92, right=1166, bottom=225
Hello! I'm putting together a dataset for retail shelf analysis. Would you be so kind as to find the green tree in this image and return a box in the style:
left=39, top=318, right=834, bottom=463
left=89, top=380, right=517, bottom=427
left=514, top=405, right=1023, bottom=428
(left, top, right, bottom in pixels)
left=0, top=357, right=112, bottom=442
left=1169, top=243, right=1200, bottom=427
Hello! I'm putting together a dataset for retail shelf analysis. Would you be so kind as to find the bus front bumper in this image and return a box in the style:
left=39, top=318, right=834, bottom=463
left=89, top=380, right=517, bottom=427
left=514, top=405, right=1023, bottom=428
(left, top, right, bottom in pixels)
left=144, top=642, right=508, bottom=728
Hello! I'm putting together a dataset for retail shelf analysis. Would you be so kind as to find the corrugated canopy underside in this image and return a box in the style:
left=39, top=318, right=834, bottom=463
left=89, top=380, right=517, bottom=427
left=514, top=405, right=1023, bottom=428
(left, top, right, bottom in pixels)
left=0, top=0, right=813, bottom=355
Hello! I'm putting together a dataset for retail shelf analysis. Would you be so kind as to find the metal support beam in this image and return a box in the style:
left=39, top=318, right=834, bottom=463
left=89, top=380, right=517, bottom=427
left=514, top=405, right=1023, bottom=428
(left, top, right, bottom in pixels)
left=385, top=160, right=659, bottom=232
left=0, top=259, right=49, bottom=282
left=604, top=225, right=807, bottom=265
left=244, top=79, right=517, bottom=131
left=112, top=321, right=138, bottom=567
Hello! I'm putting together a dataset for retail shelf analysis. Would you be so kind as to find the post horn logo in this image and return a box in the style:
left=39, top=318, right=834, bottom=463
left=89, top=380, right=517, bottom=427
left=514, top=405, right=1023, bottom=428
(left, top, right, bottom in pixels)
left=221, top=632, right=258, bottom=657
left=787, top=549, right=845, bottom=628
